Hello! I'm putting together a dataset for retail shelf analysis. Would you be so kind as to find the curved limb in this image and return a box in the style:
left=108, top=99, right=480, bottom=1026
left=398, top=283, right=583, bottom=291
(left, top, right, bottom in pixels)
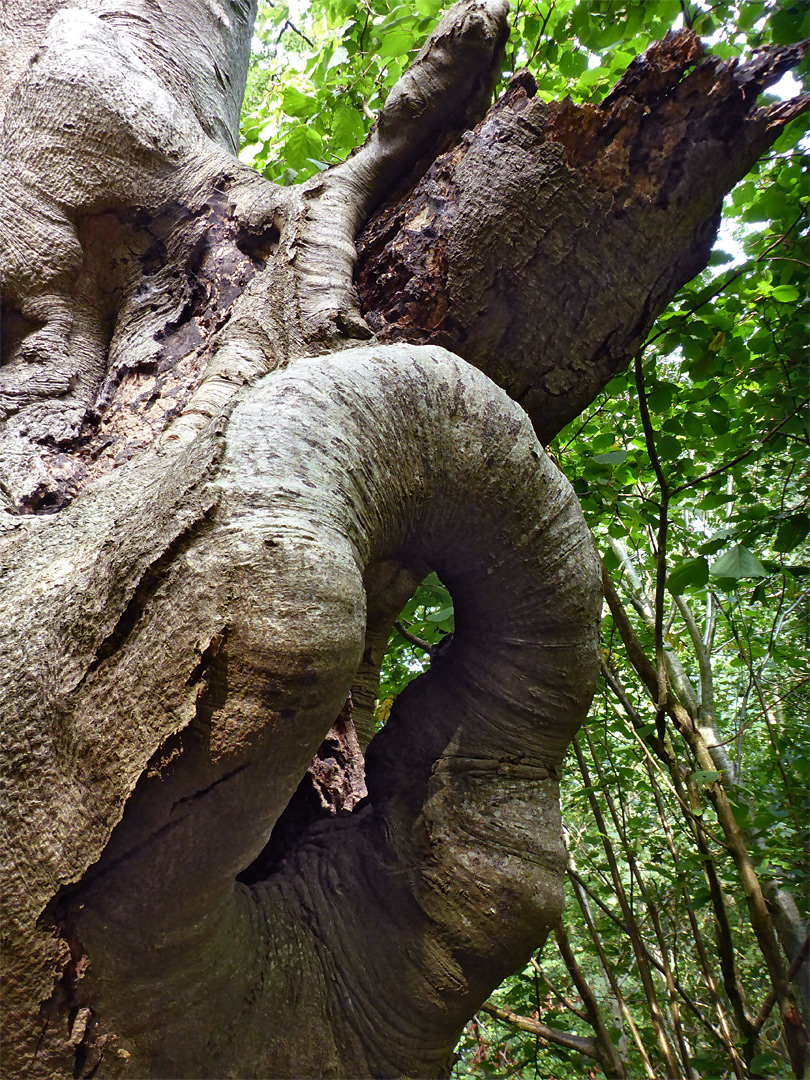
left=5, top=345, right=599, bottom=1077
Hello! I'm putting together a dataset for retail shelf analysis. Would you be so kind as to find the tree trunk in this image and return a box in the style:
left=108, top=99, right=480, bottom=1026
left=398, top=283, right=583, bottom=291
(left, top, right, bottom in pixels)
left=0, top=1, right=805, bottom=1077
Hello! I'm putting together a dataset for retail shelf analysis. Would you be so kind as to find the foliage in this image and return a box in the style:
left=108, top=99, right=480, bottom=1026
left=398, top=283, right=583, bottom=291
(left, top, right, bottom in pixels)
left=241, top=0, right=810, bottom=182
left=375, top=572, right=453, bottom=703
left=243, top=1, right=808, bottom=1076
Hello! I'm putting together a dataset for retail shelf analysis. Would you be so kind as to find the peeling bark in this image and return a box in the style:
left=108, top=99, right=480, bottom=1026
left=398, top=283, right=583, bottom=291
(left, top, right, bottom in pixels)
left=0, top=1, right=273, bottom=511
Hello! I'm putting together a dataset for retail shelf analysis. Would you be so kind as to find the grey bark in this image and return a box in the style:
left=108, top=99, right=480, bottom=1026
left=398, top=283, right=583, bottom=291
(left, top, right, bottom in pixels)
left=0, top=0, right=806, bottom=1076
left=2, top=345, right=599, bottom=1078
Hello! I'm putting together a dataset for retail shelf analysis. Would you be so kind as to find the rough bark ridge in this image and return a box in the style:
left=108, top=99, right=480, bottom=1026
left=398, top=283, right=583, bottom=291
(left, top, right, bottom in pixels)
left=0, top=1, right=806, bottom=1077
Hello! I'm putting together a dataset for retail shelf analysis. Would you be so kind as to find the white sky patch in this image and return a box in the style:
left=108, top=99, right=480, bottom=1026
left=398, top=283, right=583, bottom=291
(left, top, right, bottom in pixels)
left=768, top=70, right=802, bottom=101
left=716, top=217, right=747, bottom=268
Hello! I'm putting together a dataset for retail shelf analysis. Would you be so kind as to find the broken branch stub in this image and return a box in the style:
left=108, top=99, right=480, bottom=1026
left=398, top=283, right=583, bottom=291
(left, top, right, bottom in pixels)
left=355, top=31, right=809, bottom=443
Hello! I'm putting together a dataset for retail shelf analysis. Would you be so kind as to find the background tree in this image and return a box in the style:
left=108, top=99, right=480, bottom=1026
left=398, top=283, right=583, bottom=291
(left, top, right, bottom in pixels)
left=0, top=2, right=806, bottom=1079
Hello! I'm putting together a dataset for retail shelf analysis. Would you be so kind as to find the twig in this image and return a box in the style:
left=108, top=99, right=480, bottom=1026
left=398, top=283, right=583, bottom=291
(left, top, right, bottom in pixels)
left=274, top=19, right=314, bottom=49
left=634, top=355, right=670, bottom=742
left=750, top=937, right=809, bottom=1036
left=646, top=212, right=806, bottom=347
left=529, top=955, right=588, bottom=1023
left=671, top=401, right=808, bottom=495
left=393, top=620, right=430, bottom=652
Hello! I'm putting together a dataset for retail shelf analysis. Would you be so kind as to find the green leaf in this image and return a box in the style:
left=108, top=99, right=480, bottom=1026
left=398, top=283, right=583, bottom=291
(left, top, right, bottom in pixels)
left=688, top=1051, right=731, bottom=1077
left=691, top=769, right=721, bottom=787
left=770, top=3, right=810, bottom=45
left=283, top=125, right=324, bottom=172
left=332, top=104, right=365, bottom=156
left=635, top=724, right=657, bottom=738
left=326, top=45, right=350, bottom=71
left=690, top=887, right=713, bottom=906
left=376, top=28, right=415, bottom=58
left=282, top=87, right=319, bottom=118
left=709, top=248, right=734, bottom=266
left=771, top=284, right=800, bottom=302
left=425, top=606, right=454, bottom=624
left=750, top=1052, right=780, bottom=1071
left=775, top=513, right=810, bottom=553
left=559, top=46, right=588, bottom=78
left=591, top=450, right=627, bottom=465
left=656, top=434, right=681, bottom=461
left=667, top=557, right=709, bottom=594
left=710, top=545, right=768, bottom=580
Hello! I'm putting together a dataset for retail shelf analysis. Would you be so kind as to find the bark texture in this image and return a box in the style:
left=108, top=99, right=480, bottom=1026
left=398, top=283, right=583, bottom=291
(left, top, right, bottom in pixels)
left=1, top=0, right=807, bottom=1076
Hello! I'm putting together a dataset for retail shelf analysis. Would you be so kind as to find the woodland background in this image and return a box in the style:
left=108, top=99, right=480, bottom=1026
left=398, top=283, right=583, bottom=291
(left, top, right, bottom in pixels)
left=239, top=1, right=808, bottom=1076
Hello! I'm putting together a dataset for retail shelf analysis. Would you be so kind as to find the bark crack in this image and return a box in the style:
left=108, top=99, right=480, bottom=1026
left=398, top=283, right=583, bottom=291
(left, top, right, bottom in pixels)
left=82, top=511, right=217, bottom=679
left=170, top=763, right=250, bottom=812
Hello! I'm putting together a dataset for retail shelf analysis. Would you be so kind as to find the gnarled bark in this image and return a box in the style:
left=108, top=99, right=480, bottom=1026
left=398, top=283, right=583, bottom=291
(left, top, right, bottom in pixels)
left=1, top=0, right=807, bottom=1076
left=355, top=33, right=808, bottom=442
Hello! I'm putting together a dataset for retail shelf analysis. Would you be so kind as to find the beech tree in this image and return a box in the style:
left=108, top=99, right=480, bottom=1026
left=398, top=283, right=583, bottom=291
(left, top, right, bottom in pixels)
left=0, top=1, right=806, bottom=1078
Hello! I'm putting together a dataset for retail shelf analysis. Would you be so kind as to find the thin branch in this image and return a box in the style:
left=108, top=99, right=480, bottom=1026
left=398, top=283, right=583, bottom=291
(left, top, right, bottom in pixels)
left=479, top=1001, right=600, bottom=1059
left=711, top=591, right=804, bottom=827
left=673, top=593, right=715, bottom=725
left=274, top=18, right=314, bottom=49
left=573, top=737, right=681, bottom=1078
left=566, top=859, right=659, bottom=1079
left=646, top=212, right=806, bottom=348
left=751, top=937, right=810, bottom=1037
left=529, top=956, right=588, bottom=1023
left=608, top=537, right=701, bottom=718
left=568, top=866, right=629, bottom=937
left=671, top=401, right=809, bottom=496
left=644, top=753, right=749, bottom=1079
left=634, top=354, right=670, bottom=742
left=553, top=922, right=628, bottom=1078
left=393, top=620, right=430, bottom=652
left=599, top=656, right=671, bottom=764
left=583, top=727, right=713, bottom=1074
left=600, top=559, right=795, bottom=1047
left=606, top=678, right=728, bottom=847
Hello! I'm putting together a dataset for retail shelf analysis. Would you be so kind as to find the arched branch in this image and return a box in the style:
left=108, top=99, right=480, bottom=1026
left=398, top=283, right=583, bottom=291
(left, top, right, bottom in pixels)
left=2, top=345, right=599, bottom=1076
